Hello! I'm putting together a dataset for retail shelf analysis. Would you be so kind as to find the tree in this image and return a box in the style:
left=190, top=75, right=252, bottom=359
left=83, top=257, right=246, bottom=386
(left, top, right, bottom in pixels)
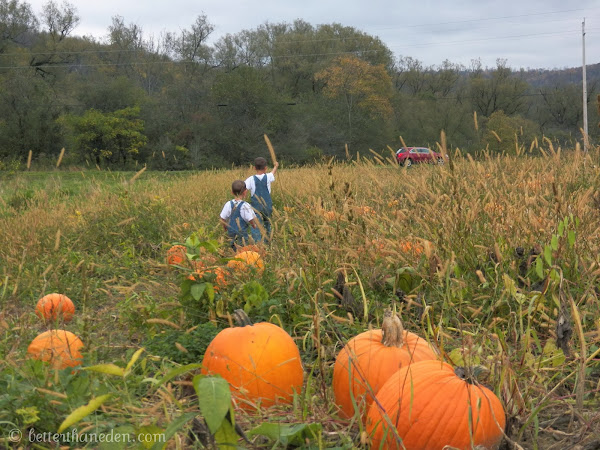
left=164, top=13, right=213, bottom=71
left=58, top=106, right=147, bottom=165
left=0, top=0, right=38, bottom=53
left=468, top=59, right=530, bottom=117
left=40, top=0, right=79, bottom=43
left=0, top=70, right=61, bottom=159
left=315, top=55, right=393, bottom=139
left=481, top=110, right=540, bottom=155
left=208, top=65, right=291, bottom=164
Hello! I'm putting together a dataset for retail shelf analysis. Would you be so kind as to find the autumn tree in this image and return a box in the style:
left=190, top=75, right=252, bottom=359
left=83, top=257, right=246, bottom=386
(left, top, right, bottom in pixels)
left=315, top=55, right=393, bottom=140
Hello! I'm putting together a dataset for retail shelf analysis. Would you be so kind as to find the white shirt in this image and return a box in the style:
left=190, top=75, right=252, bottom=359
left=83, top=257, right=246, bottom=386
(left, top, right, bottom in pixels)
left=220, top=200, right=256, bottom=223
left=244, top=173, right=275, bottom=196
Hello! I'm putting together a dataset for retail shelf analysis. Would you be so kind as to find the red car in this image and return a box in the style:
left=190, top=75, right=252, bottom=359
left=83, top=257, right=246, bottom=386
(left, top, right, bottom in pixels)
left=396, top=147, right=445, bottom=167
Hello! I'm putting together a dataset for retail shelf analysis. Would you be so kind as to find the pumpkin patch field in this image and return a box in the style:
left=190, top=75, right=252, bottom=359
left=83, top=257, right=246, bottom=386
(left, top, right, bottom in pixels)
left=1, top=147, right=599, bottom=449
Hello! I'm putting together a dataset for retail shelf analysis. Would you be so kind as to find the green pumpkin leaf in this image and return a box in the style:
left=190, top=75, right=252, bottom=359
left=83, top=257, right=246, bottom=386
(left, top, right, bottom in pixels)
left=213, top=410, right=240, bottom=447
left=567, top=230, right=576, bottom=248
left=205, top=283, right=215, bottom=303
left=543, top=245, right=552, bottom=266
left=193, top=375, right=231, bottom=434
left=137, top=425, right=165, bottom=449
left=58, top=394, right=112, bottom=432
left=550, top=235, right=558, bottom=251
left=535, top=256, right=544, bottom=279
left=191, top=283, right=206, bottom=301
left=154, top=364, right=204, bottom=388
left=247, top=422, right=322, bottom=446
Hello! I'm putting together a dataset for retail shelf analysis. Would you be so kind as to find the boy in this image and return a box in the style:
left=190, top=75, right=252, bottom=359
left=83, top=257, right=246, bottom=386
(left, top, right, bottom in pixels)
left=219, top=180, right=258, bottom=250
left=245, top=157, right=279, bottom=243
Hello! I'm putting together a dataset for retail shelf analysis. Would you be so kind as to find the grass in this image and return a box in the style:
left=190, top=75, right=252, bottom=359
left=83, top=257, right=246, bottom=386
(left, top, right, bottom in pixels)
left=0, top=146, right=599, bottom=449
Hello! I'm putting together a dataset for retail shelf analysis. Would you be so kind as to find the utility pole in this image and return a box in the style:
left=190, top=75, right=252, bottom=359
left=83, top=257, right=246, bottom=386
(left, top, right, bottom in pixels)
left=582, top=18, right=589, bottom=151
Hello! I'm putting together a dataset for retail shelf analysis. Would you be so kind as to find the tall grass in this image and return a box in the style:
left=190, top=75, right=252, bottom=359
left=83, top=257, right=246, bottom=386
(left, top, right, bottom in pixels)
left=0, top=147, right=599, bottom=447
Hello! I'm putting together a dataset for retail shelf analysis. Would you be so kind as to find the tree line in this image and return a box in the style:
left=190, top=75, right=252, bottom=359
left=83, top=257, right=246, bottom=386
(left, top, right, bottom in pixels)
left=0, top=0, right=598, bottom=170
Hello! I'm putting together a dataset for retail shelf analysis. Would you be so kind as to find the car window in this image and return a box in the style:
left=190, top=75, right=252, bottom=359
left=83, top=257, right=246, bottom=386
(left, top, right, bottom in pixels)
left=409, top=149, right=416, bottom=153
left=419, top=148, right=430, bottom=153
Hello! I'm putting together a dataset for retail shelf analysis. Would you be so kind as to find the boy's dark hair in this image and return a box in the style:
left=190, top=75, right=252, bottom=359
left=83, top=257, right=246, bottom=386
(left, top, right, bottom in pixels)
left=232, top=180, right=246, bottom=195
left=254, top=157, right=268, bottom=170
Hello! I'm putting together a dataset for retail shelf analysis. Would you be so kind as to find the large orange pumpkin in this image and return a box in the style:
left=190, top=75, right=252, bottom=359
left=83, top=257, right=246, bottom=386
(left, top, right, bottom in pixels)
left=332, top=310, right=437, bottom=419
left=27, top=330, right=84, bottom=369
left=226, top=251, right=265, bottom=275
left=35, top=293, right=75, bottom=323
left=367, top=360, right=506, bottom=450
left=201, top=310, right=303, bottom=409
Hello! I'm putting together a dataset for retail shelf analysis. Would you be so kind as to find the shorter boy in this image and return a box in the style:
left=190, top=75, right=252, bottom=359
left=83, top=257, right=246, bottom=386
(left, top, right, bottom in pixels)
left=219, top=180, right=258, bottom=250
left=245, top=157, right=279, bottom=243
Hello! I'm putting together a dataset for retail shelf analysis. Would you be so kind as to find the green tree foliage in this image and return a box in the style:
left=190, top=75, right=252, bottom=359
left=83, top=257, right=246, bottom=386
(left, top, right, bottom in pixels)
left=208, top=65, right=291, bottom=164
left=0, top=0, right=38, bottom=52
left=469, top=59, right=530, bottom=117
left=58, top=106, right=147, bottom=165
left=0, top=71, right=60, bottom=159
left=315, top=55, right=393, bottom=142
left=481, top=110, right=540, bottom=155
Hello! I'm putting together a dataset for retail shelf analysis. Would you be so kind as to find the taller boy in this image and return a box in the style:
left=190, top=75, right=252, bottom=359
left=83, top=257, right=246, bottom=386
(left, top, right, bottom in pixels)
left=245, top=157, right=279, bottom=243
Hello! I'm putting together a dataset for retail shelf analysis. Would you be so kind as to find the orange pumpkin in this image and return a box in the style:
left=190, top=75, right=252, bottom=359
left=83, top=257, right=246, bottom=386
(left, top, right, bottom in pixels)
left=166, top=244, right=187, bottom=266
left=332, top=310, right=437, bottom=419
left=35, top=293, right=75, bottom=323
left=201, top=309, right=303, bottom=409
left=27, top=330, right=84, bottom=369
left=367, top=360, right=506, bottom=450
left=235, top=244, right=266, bottom=257
left=226, top=251, right=264, bottom=275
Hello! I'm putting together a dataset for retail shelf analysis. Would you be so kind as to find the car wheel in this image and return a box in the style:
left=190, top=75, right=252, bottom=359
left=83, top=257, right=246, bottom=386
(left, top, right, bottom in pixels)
left=437, top=157, right=444, bottom=165
left=405, top=158, right=412, bottom=167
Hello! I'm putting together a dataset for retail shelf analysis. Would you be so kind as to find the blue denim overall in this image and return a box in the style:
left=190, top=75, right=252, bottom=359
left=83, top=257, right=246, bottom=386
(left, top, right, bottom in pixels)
left=227, top=200, right=249, bottom=249
left=250, top=175, right=273, bottom=243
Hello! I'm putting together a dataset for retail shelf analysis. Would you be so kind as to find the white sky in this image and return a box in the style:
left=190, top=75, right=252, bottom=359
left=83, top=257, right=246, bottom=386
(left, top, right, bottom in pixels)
left=25, top=0, right=600, bottom=70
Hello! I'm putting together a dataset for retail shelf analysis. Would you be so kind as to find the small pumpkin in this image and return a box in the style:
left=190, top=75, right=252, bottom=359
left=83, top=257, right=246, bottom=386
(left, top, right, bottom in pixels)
left=166, top=244, right=187, bottom=266
left=366, top=360, right=506, bottom=450
left=27, top=330, right=84, bottom=369
left=226, top=251, right=265, bottom=275
left=332, top=309, right=437, bottom=419
left=235, top=244, right=266, bottom=257
left=201, top=309, right=303, bottom=409
left=35, top=293, right=75, bottom=323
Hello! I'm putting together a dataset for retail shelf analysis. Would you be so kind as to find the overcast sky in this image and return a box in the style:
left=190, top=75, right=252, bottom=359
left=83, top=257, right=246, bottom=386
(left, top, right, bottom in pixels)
left=25, top=0, right=600, bottom=70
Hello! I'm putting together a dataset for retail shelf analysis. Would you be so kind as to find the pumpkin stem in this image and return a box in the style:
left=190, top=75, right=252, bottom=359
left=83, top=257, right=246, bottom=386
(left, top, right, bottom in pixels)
left=232, top=309, right=253, bottom=327
left=381, top=309, right=404, bottom=347
left=454, top=365, right=490, bottom=385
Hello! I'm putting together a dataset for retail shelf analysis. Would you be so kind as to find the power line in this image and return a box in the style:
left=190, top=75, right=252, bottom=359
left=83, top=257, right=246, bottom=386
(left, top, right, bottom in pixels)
left=389, top=28, right=599, bottom=50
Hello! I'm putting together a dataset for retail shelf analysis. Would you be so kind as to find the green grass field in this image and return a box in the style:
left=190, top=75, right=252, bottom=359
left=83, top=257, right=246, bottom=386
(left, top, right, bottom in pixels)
left=1, top=148, right=599, bottom=449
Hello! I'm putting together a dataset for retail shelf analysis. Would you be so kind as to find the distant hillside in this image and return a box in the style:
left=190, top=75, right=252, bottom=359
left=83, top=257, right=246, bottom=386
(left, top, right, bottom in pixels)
left=518, top=62, right=600, bottom=87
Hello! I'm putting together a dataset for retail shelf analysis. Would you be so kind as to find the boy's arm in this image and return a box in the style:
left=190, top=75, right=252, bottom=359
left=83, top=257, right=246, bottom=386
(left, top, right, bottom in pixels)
left=219, top=217, right=228, bottom=231
left=270, top=161, right=279, bottom=175
left=249, top=217, right=258, bottom=229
